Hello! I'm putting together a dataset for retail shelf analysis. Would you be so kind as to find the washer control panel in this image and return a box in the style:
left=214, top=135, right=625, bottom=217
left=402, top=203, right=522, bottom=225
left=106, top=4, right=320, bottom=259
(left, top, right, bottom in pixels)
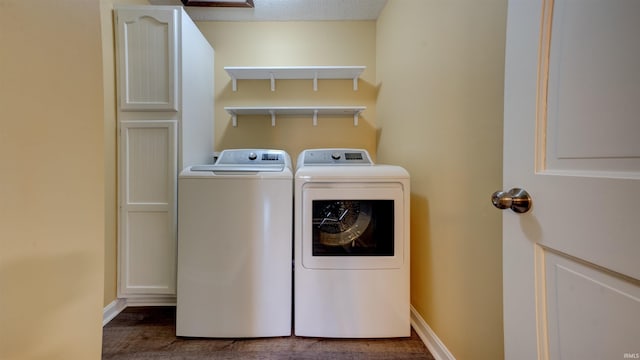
left=216, top=149, right=286, bottom=165
left=301, top=149, right=373, bottom=165
left=188, top=149, right=291, bottom=172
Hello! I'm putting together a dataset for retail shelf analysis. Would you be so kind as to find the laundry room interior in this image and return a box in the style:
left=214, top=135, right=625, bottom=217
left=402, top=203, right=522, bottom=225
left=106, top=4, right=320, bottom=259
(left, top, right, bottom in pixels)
left=1, top=1, right=506, bottom=359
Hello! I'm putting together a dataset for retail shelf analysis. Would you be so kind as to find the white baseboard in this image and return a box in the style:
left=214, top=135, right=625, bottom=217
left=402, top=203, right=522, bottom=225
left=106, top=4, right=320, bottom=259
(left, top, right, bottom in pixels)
left=410, top=305, right=456, bottom=360
left=123, top=295, right=176, bottom=307
left=103, top=298, right=127, bottom=326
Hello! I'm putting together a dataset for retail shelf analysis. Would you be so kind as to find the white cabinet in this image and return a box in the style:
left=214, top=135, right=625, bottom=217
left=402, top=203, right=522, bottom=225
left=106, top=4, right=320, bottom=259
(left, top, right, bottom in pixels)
left=119, top=121, right=177, bottom=296
left=115, top=6, right=214, bottom=302
left=117, top=8, right=178, bottom=111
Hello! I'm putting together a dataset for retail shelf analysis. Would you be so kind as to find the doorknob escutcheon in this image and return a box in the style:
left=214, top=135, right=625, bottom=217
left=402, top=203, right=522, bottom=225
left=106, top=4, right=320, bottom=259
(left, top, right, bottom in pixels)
left=492, top=188, right=532, bottom=213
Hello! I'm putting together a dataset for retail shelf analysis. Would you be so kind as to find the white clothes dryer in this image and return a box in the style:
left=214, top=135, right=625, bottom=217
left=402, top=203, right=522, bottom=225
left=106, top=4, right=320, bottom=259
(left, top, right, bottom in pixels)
left=176, top=149, right=293, bottom=338
left=294, top=149, right=410, bottom=338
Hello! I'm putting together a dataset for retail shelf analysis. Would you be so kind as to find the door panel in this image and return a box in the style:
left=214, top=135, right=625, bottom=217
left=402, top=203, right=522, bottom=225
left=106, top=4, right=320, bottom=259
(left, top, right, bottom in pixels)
left=545, top=251, right=640, bottom=360
left=126, top=211, right=175, bottom=291
left=116, top=8, right=178, bottom=111
left=503, top=0, right=640, bottom=359
left=545, top=0, right=640, bottom=174
left=119, top=121, right=177, bottom=295
left=127, top=127, right=172, bottom=203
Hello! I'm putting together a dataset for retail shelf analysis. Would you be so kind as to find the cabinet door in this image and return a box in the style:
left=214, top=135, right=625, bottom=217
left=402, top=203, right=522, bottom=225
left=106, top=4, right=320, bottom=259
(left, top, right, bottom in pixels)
left=119, top=121, right=177, bottom=296
left=116, top=8, right=178, bottom=111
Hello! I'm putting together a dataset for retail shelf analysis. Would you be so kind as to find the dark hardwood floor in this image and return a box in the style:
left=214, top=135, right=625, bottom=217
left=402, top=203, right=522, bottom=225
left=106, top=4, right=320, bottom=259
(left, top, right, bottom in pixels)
left=102, top=307, right=435, bottom=360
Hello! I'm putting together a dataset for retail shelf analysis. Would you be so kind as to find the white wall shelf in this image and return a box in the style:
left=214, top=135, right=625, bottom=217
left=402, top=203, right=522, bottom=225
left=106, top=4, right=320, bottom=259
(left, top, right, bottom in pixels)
left=225, top=106, right=366, bottom=127
left=224, top=66, right=366, bottom=91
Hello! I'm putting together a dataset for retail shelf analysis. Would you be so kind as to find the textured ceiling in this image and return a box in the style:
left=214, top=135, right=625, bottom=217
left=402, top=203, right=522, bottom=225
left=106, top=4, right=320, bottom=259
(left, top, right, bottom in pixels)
left=148, top=0, right=388, bottom=21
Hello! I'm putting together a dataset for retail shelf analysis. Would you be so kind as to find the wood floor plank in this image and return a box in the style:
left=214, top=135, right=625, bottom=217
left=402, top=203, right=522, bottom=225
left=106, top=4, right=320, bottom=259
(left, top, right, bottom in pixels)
left=102, top=307, right=435, bottom=360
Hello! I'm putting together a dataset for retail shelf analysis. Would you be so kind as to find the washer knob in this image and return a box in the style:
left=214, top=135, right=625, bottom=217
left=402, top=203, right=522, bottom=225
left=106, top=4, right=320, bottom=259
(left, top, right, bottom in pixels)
left=248, top=152, right=257, bottom=160
left=331, top=152, right=341, bottom=160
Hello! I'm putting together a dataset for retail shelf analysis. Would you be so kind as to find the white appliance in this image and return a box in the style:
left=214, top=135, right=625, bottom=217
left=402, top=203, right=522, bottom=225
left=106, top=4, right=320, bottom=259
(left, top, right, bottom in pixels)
left=294, top=149, right=410, bottom=338
left=176, top=149, right=293, bottom=338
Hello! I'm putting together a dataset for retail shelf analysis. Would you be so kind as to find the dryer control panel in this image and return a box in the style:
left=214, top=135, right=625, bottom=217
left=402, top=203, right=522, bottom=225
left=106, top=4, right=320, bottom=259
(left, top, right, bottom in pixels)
left=300, top=149, right=373, bottom=166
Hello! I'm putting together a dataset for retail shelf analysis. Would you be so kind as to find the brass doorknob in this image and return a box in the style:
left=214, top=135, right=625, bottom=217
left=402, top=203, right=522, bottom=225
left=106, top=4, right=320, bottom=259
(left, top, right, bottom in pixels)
left=491, top=188, right=532, bottom=213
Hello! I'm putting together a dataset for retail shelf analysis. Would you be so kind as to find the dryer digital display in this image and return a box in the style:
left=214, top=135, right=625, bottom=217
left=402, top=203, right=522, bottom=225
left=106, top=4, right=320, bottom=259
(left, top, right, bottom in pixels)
left=312, top=199, right=394, bottom=256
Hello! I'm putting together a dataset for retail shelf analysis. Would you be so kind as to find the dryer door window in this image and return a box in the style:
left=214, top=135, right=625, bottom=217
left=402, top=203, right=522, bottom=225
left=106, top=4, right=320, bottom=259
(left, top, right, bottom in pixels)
left=312, top=199, right=394, bottom=256
left=301, top=184, right=405, bottom=270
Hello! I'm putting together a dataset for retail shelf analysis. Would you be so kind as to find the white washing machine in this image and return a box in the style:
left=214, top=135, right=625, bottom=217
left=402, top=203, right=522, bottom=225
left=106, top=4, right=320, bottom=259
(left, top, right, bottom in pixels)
left=176, top=149, right=293, bottom=338
left=294, top=149, right=410, bottom=338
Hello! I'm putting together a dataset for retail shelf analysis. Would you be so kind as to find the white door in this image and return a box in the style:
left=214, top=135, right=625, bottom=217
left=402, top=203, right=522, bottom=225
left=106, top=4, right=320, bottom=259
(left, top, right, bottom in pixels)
left=501, top=1, right=640, bottom=359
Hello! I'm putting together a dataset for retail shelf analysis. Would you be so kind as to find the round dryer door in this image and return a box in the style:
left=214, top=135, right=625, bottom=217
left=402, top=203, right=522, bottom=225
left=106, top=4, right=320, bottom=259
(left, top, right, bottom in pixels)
left=313, top=200, right=372, bottom=246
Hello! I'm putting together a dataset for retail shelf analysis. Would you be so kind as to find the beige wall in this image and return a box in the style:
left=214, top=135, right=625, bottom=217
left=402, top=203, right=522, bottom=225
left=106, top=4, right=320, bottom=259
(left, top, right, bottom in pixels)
left=196, top=21, right=378, bottom=163
left=376, top=1, right=506, bottom=359
left=0, top=0, right=105, bottom=359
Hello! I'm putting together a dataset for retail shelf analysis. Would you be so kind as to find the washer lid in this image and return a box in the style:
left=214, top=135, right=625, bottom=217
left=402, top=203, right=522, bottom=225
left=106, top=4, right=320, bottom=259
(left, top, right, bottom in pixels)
left=192, top=149, right=290, bottom=172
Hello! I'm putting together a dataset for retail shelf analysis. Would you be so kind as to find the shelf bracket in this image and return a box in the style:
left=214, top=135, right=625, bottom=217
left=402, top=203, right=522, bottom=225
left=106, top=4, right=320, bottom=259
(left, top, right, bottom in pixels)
left=313, top=110, right=319, bottom=126
left=313, top=72, right=318, bottom=91
left=270, top=72, right=276, bottom=91
left=353, top=110, right=361, bottom=126
left=232, top=113, right=238, bottom=127
left=269, top=110, right=276, bottom=127
left=353, top=77, right=358, bottom=91
left=231, top=77, right=237, bottom=92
